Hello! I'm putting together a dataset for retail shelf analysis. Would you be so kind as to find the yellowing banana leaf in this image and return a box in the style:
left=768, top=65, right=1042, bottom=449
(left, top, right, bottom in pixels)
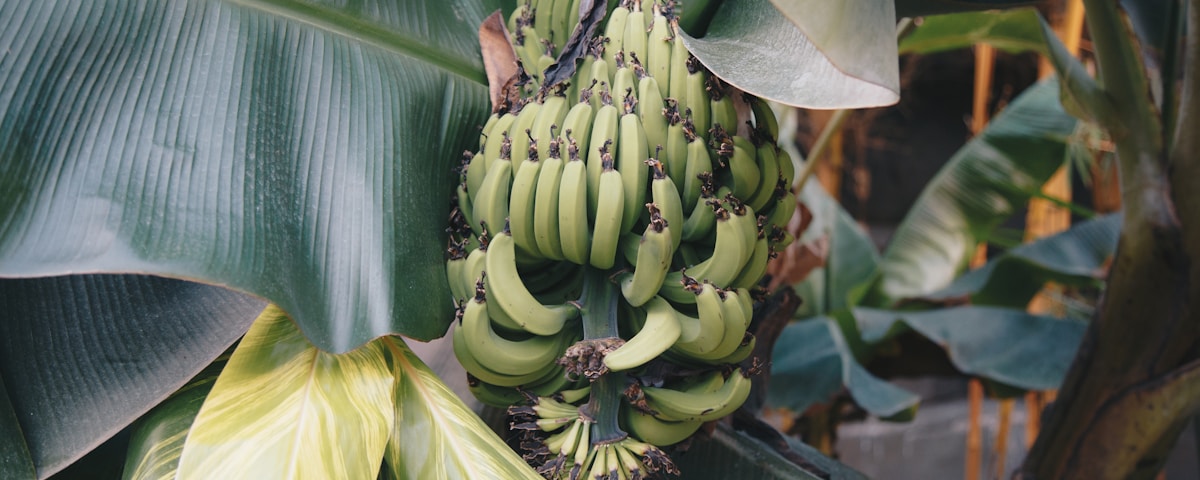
left=681, top=0, right=899, bottom=109
left=381, top=337, right=540, bottom=480
left=0, top=276, right=263, bottom=478
left=865, top=79, right=1077, bottom=305
left=177, top=305, right=394, bottom=480
left=122, top=360, right=224, bottom=480
left=0, top=0, right=502, bottom=353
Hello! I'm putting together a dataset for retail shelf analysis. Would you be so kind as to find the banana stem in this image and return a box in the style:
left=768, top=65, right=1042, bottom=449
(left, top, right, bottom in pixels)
left=589, top=372, right=628, bottom=443
left=579, top=266, right=620, bottom=339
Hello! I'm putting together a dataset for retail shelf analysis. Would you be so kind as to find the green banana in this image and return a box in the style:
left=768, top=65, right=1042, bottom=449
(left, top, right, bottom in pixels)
left=604, top=295, right=682, bottom=371
left=557, top=143, right=592, bottom=265
left=662, top=101, right=688, bottom=182
left=602, top=2, right=629, bottom=69
left=681, top=121, right=712, bottom=212
left=726, top=134, right=760, bottom=200
left=509, top=103, right=542, bottom=174
left=482, top=112, right=517, bottom=172
left=644, top=6, right=672, bottom=98
left=643, top=369, right=752, bottom=422
left=623, top=5, right=647, bottom=68
left=460, top=288, right=566, bottom=376
left=533, top=139, right=566, bottom=259
left=684, top=202, right=750, bottom=287
left=731, top=219, right=770, bottom=289
left=509, top=137, right=542, bottom=256
left=765, top=187, right=797, bottom=232
left=468, top=377, right=526, bottom=408
left=667, top=23, right=689, bottom=108
left=485, top=231, right=580, bottom=335
left=619, top=206, right=674, bottom=307
left=704, top=287, right=750, bottom=359
left=637, top=71, right=668, bottom=159
left=709, top=77, right=738, bottom=135
left=452, top=323, right=561, bottom=387
left=612, top=53, right=637, bottom=109
left=617, top=99, right=649, bottom=232
left=621, top=403, right=703, bottom=447
left=472, top=150, right=513, bottom=239
left=745, top=141, right=781, bottom=212
left=586, top=90, right=619, bottom=215
left=647, top=158, right=684, bottom=250
left=750, top=95, right=780, bottom=140
left=684, top=57, right=710, bottom=141
left=559, top=98, right=595, bottom=165
left=588, top=145, right=624, bottom=269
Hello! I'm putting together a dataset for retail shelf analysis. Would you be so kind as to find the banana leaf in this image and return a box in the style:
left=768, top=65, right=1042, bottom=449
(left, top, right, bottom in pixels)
left=769, top=316, right=919, bottom=418
left=682, top=0, right=900, bottom=108
left=792, top=180, right=881, bottom=319
left=0, top=373, right=34, bottom=480
left=122, top=359, right=225, bottom=480
left=930, top=214, right=1120, bottom=308
left=853, top=306, right=1086, bottom=391
left=0, top=0, right=502, bottom=354
left=0, top=276, right=263, bottom=478
left=894, top=0, right=1038, bottom=17
left=898, top=8, right=1049, bottom=55
left=865, top=78, right=1078, bottom=305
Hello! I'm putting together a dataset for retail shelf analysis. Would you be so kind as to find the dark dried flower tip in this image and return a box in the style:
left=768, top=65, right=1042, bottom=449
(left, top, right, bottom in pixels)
left=548, top=133, right=562, bottom=160
left=642, top=447, right=681, bottom=476
left=709, top=124, right=734, bottom=158
left=600, top=139, right=615, bottom=170
left=615, top=49, right=626, bottom=69
left=724, top=193, right=747, bottom=216
left=599, top=82, right=614, bottom=106
left=623, top=88, right=638, bottom=115
left=500, top=131, right=513, bottom=160
left=705, top=74, right=726, bottom=101
left=663, top=98, right=682, bottom=126
left=645, top=155, right=667, bottom=180
left=681, top=109, right=698, bottom=142
left=579, top=79, right=596, bottom=104
left=558, top=337, right=624, bottom=380
left=685, top=53, right=702, bottom=75
left=567, top=134, right=581, bottom=162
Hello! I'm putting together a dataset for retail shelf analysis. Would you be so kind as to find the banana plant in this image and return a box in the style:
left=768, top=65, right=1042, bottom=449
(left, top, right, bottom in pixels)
left=0, top=0, right=1112, bottom=478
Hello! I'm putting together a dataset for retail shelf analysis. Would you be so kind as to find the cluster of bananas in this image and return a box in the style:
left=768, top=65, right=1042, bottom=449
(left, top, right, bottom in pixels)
left=446, top=0, right=796, bottom=477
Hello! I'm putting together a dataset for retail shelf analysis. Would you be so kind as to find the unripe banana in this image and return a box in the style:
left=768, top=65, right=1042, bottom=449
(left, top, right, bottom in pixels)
left=508, top=103, right=542, bottom=174
left=661, top=100, right=688, bottom=182
left=531, top=0, right=552, bottom=46
left=472, top=150, right=513, bottom=240
left=532, top=92, right=569, bottom=165
left=637, top=71, right=668, bottom=159
left=657, top=269, right=698, bottom=305
left=460, top=287, right=566, bottom=376
left=684, top=57, right=710, bottom=142
left=558, top=146, right=591, bottom=265
left=704, top=288, right=750, bottom=359
left=647, top=158, right=683, bottom=250
left=621, top=403, right=704, bottom=447
left=455, top=181, right=474, bottom=235
left=623, top=5, right=648, bottom=68
left=589, top=145, right=624, bottom=269
left=445, top=244, right=471, bottom=302
left=745, top=141, right=781, bottom=212
left=667, top=23, right=690, bottom=108
left=602, top=4, right=630, bottom=68
left=644, top=7, right=672, bottom=98
left=509, top=138, right=543, bottom=256
left=642, top=369, right=752, bottom=422
left=684, top=202, right=750, bottom=287
left=709, top=77, right=738, bottom=135
left=587, top=90, right=619, bottom=215
left=485, top=231, right=581, bottom=335
left=765, top=187, right=797, bottom=232
left=559, top=96, right=595, bottom=164
left=604, top=295, right=682, bottom=371
left=549, top=0, right=573, bottom=47
left=750, top=95, right=780, bottom=140
left=619, top=205, right=674, bottom=307
left=533, top=139, right=567, bottom=260
left=777, top=145, right=797, bottom=189
left=681, top=122, right=712, bottom=212
left=726, top=134, right=761, bottom=200
left=467, top=150, right=488, bottom=205
left=482, top=112, right=517, bottom=172
left=731, top=220, right=771, bottom=289
left=452, top=323, right=561, bottom=387
left=617, top=98, right=649, bottom=232
left=479, top=112, right=501, bottom=150
left=612, top=53, right=637, bottom=109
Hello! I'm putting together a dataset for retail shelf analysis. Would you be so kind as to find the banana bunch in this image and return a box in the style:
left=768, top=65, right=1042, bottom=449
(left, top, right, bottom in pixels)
left=447, top=0, right=798, bottom=476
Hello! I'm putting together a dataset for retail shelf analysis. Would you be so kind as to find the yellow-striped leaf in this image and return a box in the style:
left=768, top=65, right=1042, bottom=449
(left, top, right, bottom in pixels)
left=177, top=305, right=394, bottom=479
left=381, top=338, right=540, bottom=480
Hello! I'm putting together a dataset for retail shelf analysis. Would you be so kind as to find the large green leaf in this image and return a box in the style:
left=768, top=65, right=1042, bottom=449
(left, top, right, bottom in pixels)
left=0, top=276, right=262, bottom=478
left=122, top=360, right=223, bottom=480
left=898, top=9, right=1048, bottom=55
left=792, top=180, right=881, bottom=319
left=769, top=317, right=919, bottom=417
left=0, top=0, right=500, bottom=353
left=681, top=0, right=900, bottom=108
left=0, top=373, right=34, bottom=480
left=866, top=79, right=1078, bottom=304
left=894, top=0, right=1038, bottom=17
left=931, top=214, right=1120, bottom=308
left=854, top=306, right=1086, bottom=390
left=380, top=338, right=539, bottom=480
left=177, top=305, right=395, bottom=479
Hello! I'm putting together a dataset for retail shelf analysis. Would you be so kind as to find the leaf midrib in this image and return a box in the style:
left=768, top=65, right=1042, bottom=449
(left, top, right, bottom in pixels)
left=227, top=0, right=487, bottom=85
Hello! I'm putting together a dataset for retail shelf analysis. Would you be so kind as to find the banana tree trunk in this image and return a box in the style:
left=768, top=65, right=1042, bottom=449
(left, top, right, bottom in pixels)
left=1018, top=0, right=1200, bottom=478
